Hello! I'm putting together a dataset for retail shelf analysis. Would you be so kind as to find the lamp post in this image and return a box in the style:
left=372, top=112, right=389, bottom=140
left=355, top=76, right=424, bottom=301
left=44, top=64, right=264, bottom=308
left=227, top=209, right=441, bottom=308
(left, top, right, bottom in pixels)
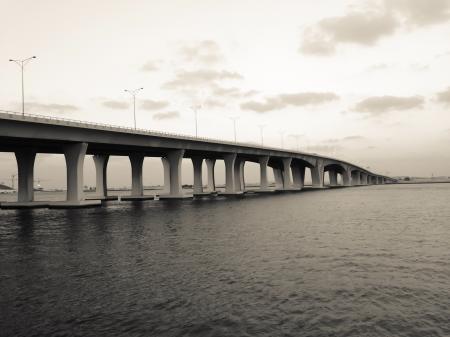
left=9, top=56, right=37, bottom=116
left=258, top=124, right=266, bottom=146
left=229, top=117, right=239, bottom=143
left=124, top=88, right=143, bottom=130
left=191, top=104, right=202, bottom=137
left=289, top=134, right=302, bottom=151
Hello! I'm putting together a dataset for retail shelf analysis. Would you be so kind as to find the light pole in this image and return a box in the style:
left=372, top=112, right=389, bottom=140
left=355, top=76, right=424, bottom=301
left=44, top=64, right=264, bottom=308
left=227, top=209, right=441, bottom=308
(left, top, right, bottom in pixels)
left=279, top=130, right=285, bottom=149
left=124, top=88, right=143, bottom=130
left=258, top=124, right=266, bottom=146
left=289, top=134, right=302, bottom=151
left=229, top=117, right=239, bottom=143
left=9, top=56, right=37, bottom=116
left=191, top=104, right=202, bottom=137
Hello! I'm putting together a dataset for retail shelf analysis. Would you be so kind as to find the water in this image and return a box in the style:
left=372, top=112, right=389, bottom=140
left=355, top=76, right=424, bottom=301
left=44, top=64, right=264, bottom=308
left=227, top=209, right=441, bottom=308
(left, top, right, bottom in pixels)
left=1, top=184, right=450, bottom=337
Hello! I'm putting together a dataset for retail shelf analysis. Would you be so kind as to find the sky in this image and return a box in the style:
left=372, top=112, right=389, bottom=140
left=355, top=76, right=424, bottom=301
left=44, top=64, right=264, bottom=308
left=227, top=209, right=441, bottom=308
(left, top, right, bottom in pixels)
left=1, top=0, right=450, bottom=188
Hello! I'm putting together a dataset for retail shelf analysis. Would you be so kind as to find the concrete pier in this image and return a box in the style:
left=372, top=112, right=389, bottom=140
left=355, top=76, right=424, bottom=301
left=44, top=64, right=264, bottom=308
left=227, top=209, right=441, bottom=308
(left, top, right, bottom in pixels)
left=129, top=153, right=144, bottom=197
left=205, top=158, right=216, bottom=192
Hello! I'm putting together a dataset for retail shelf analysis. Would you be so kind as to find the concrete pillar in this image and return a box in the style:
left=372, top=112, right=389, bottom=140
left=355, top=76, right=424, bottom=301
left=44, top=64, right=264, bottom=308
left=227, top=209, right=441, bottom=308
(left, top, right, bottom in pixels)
left=259, top=156, right=269, bottom=190
left=233, top=158, right=244, bottom=192
left=167, top=149, right=185, bottom=196
left=64, top=142, right=88, bottom=202
left=192, top=157, right=203, bottom=194
left=311, top=160, right=324, bottom=188
left=342, top=169, right=351, bottom=186
left=161, top=157, right=170, bottom=193
left=329, top=170, right=338, bottom=186
left=205, top=159, right=216, bottom=192
left=353, top=172, right=361, bottom=185
left=273, top=168, right=284, bottom=189
left=129, top=154, right=144, bottom=196
left=282, top=158, right=292, bottom=189
left=15, top=149, right=36, bottom=202
left=361, top=173, right=368, bottom=185
left=291, top=164, right=305, bottom=189
left=93, top=154, right=109, bottom=197
left=240, top=161, right=245, bottom=191
left=224, top=153, right=237, bottom=193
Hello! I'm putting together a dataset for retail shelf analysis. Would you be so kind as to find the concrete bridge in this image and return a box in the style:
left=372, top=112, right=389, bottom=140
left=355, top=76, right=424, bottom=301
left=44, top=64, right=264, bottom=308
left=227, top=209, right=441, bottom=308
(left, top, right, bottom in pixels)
left=0, top=111, right=395, bottom=208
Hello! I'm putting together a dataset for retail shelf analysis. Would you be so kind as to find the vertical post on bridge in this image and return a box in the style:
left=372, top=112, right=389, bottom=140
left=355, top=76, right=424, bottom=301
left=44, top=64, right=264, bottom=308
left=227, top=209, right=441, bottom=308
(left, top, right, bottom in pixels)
left=15, top=149, right=36, bottom=202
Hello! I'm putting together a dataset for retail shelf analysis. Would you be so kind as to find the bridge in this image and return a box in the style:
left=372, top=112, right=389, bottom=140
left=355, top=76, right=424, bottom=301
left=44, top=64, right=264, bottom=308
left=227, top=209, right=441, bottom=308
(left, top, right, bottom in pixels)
left=0, top=111, right=395, bottom=208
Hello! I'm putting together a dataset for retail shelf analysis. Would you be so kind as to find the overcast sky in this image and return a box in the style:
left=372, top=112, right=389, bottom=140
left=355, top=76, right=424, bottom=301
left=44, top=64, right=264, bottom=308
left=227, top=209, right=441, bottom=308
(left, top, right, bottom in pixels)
left=1, top=0, right=450, bottom=188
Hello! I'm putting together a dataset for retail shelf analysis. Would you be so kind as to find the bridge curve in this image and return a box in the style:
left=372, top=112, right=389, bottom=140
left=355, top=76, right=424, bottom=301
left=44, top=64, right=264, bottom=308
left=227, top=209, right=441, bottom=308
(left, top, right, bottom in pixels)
left=0, top=111, right=396, bottom=208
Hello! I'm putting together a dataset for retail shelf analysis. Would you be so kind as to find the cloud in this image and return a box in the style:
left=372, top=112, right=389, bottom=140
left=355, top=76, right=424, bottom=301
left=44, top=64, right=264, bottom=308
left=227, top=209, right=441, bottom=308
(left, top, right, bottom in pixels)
left=140, top=60, right=160, bottom=72
left=385, top=0, right=450, bottom=26
left=152, top=111, right=180, bottom=120
left=300, top=0, right=450, bottom=56
left=102, top=100, right=129, bottom=110
left=211, top=85, right=258, bottom=98
left=203, top=98, right=226, bottom=108
left=436, top=87, right=450, bottom=105
left=300, top=10, right=398, bottom=55
left=179, top=40, right=223, bottom=65
left=353, top=95, right=425, bottom=115
left=163, top=69, right=243, bottom=90
left=140, top=99, right=169, bottom=110
left=240, top=92, right=339, bottom=113
left=343, top=135, right=366, bottom=141
left=27, top=102, right=78, bottom=114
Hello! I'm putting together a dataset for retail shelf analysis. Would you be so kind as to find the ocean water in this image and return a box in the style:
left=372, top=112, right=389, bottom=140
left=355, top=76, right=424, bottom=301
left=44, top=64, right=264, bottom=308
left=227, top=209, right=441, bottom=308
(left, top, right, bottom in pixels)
left=1, top=184, right=450, bottom=337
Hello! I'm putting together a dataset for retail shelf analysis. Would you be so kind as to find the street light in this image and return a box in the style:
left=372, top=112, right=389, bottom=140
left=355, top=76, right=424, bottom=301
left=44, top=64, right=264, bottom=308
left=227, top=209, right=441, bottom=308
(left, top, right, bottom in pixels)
left=258, top=124, right=266, bottom=146
left=191, top=104, right=202, bottom=137
left=124, top=87, right=143, bottom=130
left=289, top=134, right=302, bottom=151
left=9, top=56, right=37, bottom=116
left=229, top=116, right=239, bottom=143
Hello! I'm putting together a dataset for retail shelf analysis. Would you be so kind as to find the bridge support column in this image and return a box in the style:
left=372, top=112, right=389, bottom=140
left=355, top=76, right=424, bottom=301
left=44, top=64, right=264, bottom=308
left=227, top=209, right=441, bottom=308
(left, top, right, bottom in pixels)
left=352, top=171, right=360, bottom=186
left=161, top=158, right=170, bottom=193
left=205, top=159, right=216, bottom=192
left=129, top=154, right=144, bottom=196
left=192, top=157, right=203, bottom=194
left=233, top=158, right=245, bottom=192
left=311, top=160, right=324, bottom=188
left=342, top=170, right=351, bottom=186
left=273, top=168, right=283, bottom=189
left=292, top=164, right=305, bottom=189
left=224, top=153, right=237, bottom=193
left=282, top=158, right=293, bottom=190
left=166, top=150, right=185, bottom=197
left=93, top=154, right=109, bottom=197
left=361, top=173, right=368, bottom=185
left=259, top=156, right=270, bottom=190
left=65, top=142, right=88, bottom=201
left=329, top=170, right=338, bottom=186
left=15, top=149, right=36, bottom=202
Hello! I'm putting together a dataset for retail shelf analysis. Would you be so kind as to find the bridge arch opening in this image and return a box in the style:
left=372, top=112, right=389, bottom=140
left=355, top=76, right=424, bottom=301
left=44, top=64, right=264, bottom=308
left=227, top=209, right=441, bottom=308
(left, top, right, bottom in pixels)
left=0, top=152, right=18, bottom=202
left=213, top=159, right=226, bottom=192
left=106, top=155, right=131, bottom=195
left=143, top=157, right=164, bottom=194
left=243, top=160, right=260, bottom=191
left=324, top=163, right=347, bottom=187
